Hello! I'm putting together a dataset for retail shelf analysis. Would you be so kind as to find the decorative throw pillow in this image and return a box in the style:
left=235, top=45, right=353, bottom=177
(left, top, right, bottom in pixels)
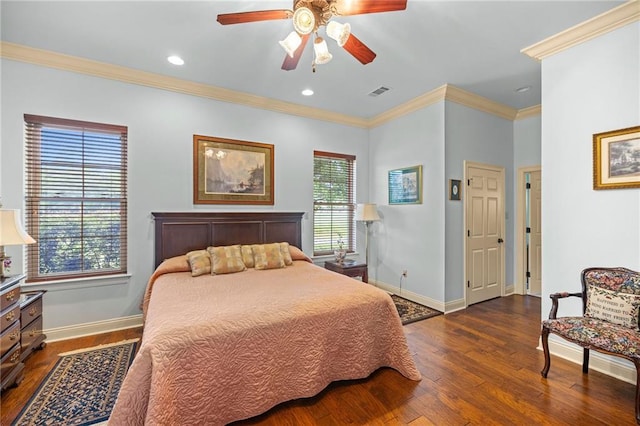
left=279, top=242, right=293, bottom=266
left=252, top=243, right=285, bottom=270
left=241, top=245, right=254, bottom=268
left=288, top=245, right=312, bottom=263
left=585, top=286, right=640, bottom=330
left=207, top=245, right=246, bottom=275
left=186, top=250, right=211, bottom=277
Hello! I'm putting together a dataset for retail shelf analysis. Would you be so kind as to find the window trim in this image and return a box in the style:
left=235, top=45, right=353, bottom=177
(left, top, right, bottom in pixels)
left=24, top=114, right=128, bottom=283
left=313, top=150, right=356, bottom=256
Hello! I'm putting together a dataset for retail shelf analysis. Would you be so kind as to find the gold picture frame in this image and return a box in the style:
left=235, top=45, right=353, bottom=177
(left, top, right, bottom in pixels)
left=193, top=135, right=274, bottom=204
left=593, top=126, right=640, bottom=190
left=388, top=165, right=423, bottom=204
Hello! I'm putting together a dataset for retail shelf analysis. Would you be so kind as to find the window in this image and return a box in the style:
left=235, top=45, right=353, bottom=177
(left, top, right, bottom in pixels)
left=24, top=115, right=128, bottom=282
left=313, top=151, right=355, bottom=256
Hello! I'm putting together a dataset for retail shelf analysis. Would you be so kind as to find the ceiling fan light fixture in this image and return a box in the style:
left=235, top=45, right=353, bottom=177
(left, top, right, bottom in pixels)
left=313, top=36, right=332, bottom=65
left=279, top=31, right=302, bottom=58
left=292, top=7, right=315, bottom=35
left=326, top=21, right=351, bottom=47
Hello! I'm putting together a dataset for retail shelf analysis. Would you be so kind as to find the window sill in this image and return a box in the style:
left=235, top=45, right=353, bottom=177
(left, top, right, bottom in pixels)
left=22, top=273, right=132, bottom=292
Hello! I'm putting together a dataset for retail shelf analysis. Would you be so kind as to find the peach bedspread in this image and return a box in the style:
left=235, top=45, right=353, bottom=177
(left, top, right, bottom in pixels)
left=109, top=260, right=420, bottom=425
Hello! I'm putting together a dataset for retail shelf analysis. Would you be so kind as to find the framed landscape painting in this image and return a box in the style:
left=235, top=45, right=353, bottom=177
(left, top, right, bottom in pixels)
left=388, top=165, right=423, bottom=204
left=593, top=126, right=640, bottom=190
left=193, top=135, right=274, bottom=204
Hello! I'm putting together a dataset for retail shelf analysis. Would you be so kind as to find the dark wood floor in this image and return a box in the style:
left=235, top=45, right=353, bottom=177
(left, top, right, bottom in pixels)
left=1, top=295, right=636, bottom=425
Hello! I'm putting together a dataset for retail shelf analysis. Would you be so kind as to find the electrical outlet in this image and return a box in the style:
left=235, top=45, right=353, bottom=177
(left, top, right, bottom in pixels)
left=402, top=270, right=408, bottom=277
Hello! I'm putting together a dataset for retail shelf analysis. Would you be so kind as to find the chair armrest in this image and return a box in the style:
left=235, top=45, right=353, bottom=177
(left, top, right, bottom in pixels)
left=548, top=292, right=583, bottom=319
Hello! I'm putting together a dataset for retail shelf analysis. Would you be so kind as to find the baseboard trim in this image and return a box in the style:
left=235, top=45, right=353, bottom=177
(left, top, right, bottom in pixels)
left=44, top=314, right=143, bottom=343
left=371, top=279, right=446, bottom=313
left=444, top=298, right=466, bottom=314
left=542, top=337, right=636, bottom=385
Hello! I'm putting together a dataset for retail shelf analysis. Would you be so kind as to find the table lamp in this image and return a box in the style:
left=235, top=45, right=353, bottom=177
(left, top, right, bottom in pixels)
left=0, top=209, right=36, bottom=278
left=355, top=203, right=381, bottom=266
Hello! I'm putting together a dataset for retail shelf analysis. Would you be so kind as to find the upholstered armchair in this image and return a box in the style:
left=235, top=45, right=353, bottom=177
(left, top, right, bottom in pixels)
left=541, top=267, right=640, bottom=424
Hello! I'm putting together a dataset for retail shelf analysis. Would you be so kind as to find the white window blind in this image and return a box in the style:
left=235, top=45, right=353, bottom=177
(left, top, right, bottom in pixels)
left=313, top=150, right=355, bottom=255
left=24, top=114, right=128, bottom=282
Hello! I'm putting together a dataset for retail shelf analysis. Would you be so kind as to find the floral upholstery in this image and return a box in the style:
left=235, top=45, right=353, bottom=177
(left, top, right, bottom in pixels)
left=583, top=268, right=640, bottom=294
left=541, top=267, right=640, bottom=424
left=542, top=316, right=640, bottom=359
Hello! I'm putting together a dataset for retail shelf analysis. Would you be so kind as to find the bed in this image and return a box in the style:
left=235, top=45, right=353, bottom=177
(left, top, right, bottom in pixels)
left=109, top=212, right=420, bottom=425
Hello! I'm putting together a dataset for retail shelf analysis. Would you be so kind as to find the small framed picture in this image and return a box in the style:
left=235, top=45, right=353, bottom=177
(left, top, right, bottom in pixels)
left=388, top=165, right=422, bottom=205
left=449, top=179, right=461, bottom=200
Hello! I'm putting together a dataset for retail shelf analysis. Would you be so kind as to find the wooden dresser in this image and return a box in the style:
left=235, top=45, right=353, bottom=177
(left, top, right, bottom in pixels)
left=1, top=274, right=25, bottom=390
left=20, top=290, right=46, bottom=362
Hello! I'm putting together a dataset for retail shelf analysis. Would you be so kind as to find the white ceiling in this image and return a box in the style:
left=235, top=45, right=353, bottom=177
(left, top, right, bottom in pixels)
left=0, top=1, right=625, bottom=119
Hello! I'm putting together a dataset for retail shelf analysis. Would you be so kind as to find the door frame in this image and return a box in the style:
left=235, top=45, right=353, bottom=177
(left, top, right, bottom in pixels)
left=463, top=161, right=506, bottom=307
left=515, top=165, right=541, bottom=295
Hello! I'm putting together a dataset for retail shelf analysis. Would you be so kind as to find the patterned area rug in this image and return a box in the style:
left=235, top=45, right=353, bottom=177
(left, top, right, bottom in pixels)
left=12, top=339, right=138, bottom=426
left=392, top=294, right=442, bottom=325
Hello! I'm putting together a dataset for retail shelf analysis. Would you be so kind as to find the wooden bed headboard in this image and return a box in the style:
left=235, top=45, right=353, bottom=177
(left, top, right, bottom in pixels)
left=151, top=212, right=304, bottom=268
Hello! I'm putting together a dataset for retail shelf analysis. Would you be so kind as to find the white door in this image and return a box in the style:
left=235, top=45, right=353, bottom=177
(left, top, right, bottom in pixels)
left=465, top=163, right=505, bottom=305
left=528, top=170, right=542, bottom=296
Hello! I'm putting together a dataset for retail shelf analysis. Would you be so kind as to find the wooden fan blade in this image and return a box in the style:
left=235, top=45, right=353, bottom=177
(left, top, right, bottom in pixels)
left=217, top=10, right=292, bottom=25
left=333, top=0, right=407, bottom=16
left=282, top=34, right=310, bottom=71
left=343, top=34, right=376, bottom=65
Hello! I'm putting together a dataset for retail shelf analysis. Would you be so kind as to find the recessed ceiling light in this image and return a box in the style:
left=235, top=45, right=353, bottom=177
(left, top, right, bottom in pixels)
left=301, top=89, right=314, bottom=96
left=515, top=85, right=531, bottom=93
left=167, top=55, right=184, bottom=66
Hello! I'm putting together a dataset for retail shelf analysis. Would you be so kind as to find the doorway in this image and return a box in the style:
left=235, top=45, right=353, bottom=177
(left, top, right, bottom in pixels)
left=516, top=166, right=542, bottom=296
left=464, top=161, right=505, bottom=306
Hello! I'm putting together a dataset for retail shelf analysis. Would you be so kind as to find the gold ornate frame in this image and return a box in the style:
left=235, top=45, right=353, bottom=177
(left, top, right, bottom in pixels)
left=193, top=135, right=274, bottom=204
left=593, top=126, right=640, bottom=190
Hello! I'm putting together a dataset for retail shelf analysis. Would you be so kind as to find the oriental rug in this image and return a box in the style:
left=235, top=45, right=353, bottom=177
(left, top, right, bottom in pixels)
left=392, top=294, right=442, bottom=325
left=12, top=338, right=138, bottom=426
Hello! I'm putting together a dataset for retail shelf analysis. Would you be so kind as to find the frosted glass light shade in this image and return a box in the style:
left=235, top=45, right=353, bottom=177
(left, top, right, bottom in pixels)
left=292, top=7, right=315, bottom=35
left=0, top=209, right=35, bottom=245
left=326, top=21, right=351, bottom=47
left=313, top=37, right=332, bottom=64
left=279, top=31, right=302, bottom=58
left=355, top=204, right=380, bottom=222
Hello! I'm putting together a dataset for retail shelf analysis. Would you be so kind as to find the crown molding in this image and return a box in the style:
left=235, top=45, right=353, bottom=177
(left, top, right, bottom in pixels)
left=444, top=85, right=518, bottom=120
left=2, top=41, right=536, bottom=128
left=521, top=0, right=640, bottom=61
left=368, top=85, right=447, bottom=128
left=0, top=41, right=369, bottom=129
left=515, top=104, right=541, bottom=120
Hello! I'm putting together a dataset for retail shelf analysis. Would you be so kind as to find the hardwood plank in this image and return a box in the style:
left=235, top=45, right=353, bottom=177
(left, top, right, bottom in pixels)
left=1, top=295, right=637, bottom=425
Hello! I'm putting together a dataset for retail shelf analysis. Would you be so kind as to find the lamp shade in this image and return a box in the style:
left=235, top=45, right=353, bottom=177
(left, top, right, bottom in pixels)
left=0, top=209, right=36, bottom=245
left=279, top=31, right=302, bottom=58
left=313, top=37, right=332, bottom=64
left=326, top=21, right=351, bottom=47
left=355, top=204, right=380, bottom=222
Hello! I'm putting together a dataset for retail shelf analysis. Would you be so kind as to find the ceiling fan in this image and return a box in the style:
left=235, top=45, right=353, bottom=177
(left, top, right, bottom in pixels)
left=217, top=0, right=407, bottom=72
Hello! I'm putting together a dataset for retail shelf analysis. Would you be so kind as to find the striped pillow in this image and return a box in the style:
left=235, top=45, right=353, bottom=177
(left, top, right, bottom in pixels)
left=252, top=243, right=285, bottom=270
left=207, top=245, right=247, bottom=275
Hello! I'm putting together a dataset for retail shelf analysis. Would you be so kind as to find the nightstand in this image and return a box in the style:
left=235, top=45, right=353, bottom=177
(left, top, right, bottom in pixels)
left=324, top=260, right=368, bottom=283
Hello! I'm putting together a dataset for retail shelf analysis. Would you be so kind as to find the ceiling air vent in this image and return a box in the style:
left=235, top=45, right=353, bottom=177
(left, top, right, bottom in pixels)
left=368, top=86, right=390, bottom=97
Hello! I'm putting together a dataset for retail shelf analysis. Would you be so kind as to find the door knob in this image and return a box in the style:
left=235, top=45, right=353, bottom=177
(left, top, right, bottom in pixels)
left=498, top=238, right=504, bottom=243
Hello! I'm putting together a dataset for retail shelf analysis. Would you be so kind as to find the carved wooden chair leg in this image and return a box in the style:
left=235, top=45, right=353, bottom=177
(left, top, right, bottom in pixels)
left=635, top=360, right=640, bottom=425
left=582, top=348, right=590, bottom=374
left=541, top=327, right=551, bottom=378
